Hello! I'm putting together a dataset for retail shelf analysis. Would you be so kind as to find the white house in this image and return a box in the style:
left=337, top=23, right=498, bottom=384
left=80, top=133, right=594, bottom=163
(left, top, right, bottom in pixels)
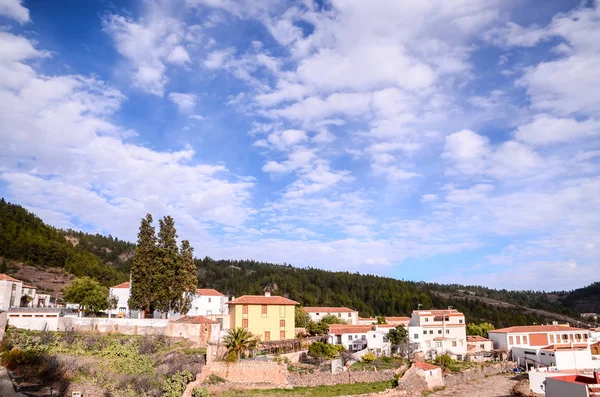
left=304, top=307, right=359, bottom=325
left=109, top=281, right=131, bottom=317
left=466, top=335, right=494, bottom=352
left=358, top=316, right=410, bottom=326
left=413, top=361, right=444, bottom=390
left=0, top=274, right=23, bottom=311
left=487, top=325, right=590, bottom=356
left=408, top=309, right=467, bottom=359
left=512, top=343, right=600, bottom=372
left=328, top=324, right=392, bottom=355
left=544, top=373, right=600, bottom=397
left=189, top=289, right=228, bottom=316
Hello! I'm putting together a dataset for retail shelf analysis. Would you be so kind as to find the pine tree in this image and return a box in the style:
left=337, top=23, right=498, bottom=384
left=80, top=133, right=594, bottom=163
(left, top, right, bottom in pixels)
left=128, top=214, right=157, bottom=316
left=155, top=216, right=181, bottom=314
left=171, top=240, right=198, bottom=314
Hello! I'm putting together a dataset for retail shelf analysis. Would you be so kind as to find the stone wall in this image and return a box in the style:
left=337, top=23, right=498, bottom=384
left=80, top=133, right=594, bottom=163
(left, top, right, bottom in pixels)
left=288, top=369, right=396, bottom=387
left=206, top=361, right=289, bottom=385
left=443, top=362, right=514, bottom=387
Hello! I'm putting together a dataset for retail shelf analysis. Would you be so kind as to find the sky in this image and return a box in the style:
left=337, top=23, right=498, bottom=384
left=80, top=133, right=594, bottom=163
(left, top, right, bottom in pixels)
left=0, top=0, right=599, bottom=291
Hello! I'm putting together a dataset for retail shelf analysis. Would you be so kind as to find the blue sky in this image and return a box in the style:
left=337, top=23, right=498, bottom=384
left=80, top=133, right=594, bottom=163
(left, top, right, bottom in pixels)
left=1, top=0, right=599, bottom=291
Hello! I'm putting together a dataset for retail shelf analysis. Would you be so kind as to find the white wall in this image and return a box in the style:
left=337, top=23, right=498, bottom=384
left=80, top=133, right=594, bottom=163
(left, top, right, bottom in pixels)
left=189, top=294, right=228, bottom=316
left=529, top=371, right=576, bottom=395
left=545, top=377, right=589, bottom=397
left=8, top=312, right=61, bottom=331
left=488, top=332, right=508, bottom=352
left=109, top=286, right=131, bottom=317
left=0, top=280, right=23, bottom=311
left=307, top=310, right=358, bottom=325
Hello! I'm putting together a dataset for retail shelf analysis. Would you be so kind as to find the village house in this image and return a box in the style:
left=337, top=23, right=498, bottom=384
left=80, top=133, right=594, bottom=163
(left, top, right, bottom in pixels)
left=408, top=309, right=467, bottom=359
left=357, top=316, right=410, bottom=326
left=304, top=307, right=359, bottom=325
left=487, top=324, right=590, bottom=356
left=328, top=324, right=393, bottom=355
left=512, top=343, right=600, bottom=372
left=544, top=372, right=600, bottom=397
left=466, top=335, right=495, bottom=362
left=108, top=282, right=228, bottom=318
left=413, top=361, right=444, bottom=390
left=228, top=292, right=298, bottom=341
left=0, top=274, right=50, bottom=311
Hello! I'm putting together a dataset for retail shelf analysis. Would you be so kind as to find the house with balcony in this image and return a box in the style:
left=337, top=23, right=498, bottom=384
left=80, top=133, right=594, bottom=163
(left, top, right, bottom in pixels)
left=408, top=309, right=467, bottom=359
left=328, top=324, right=393, bottom=355
left=228, top=292, right=298, bottom=341
left=304, top=307, right=359, bottom=325
left=487, top=324, right=590, bottom=356
left=0, top=274, right=50, bottom=311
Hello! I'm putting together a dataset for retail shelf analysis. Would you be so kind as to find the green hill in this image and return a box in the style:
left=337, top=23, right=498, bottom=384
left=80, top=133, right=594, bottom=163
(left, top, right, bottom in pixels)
left=0, top=198, right=596, bottom=328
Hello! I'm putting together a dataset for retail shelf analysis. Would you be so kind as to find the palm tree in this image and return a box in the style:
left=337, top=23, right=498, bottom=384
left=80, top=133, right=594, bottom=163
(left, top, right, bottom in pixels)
left=223, top=327, right=260, bottom=361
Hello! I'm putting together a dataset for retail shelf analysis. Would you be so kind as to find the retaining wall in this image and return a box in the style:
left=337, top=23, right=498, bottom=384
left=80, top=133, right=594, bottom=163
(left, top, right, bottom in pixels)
left=206, top=361, right=289, bottom=385
left=288, top=369, right=396, bottom=387
left=443, top=361, right=514, bottom=387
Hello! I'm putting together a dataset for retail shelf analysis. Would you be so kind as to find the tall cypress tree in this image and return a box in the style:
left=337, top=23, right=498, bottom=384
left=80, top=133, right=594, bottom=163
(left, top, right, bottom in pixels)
left=155, top=216, right=181, bottom=314
left=171, top=240, right=198, bottom=314
left=128, top=214, right=157, bottom=316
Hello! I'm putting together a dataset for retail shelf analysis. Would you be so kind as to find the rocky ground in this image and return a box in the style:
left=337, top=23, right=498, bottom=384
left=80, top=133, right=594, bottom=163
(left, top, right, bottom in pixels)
left=423, top=373, right=521, bottom=397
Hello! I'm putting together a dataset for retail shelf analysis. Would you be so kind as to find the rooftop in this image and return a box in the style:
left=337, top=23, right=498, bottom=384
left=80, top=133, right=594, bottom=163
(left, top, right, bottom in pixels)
left=414, top=361, right=440, bottom=371
left=328, top=324, right=373, bottom=334
left=8, top=307, right=63, bottom=313
left=0, top=274, right=21, bottom=282
left=174, top=315, right=218, bottom=324
left=467, top=335, right=492, bottom=342
left=22, top=284, right=36, bottom=289
left=228, top=295, right=299, bottom=306
left=304, top=307, right=355, bottom=313
left=385, top=316, right=411, bottom=322
left=196, top=288, right=224, bottom=296
left=540, top=343, right=589, bottom=351
left=414, top=309, right=464, bottom=317
left=111, top=281, right=130, bottom=289
left=489, top=325, right=587, bottom=334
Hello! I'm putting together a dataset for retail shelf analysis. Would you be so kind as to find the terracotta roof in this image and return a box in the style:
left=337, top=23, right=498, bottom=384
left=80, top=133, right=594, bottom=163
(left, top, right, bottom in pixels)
left=304, top=307, right=355, bottom=313
left=414, top=309, right=464, bottom=317
left=328, top=324, right=373, bottom=335
left=111, top=282, right=130, bottom=289
left=22, top=284, right=36, bottom=289
left=489, top=325, right=587, bottom=334
left=174, top=315, right=218, bottom=324
left=433, top=337, right=452, bottom=341
left=414, top=361, right=440, bottom=371
left=228, top=295, right=299, bottom=306
left=540, top=343, right=589, bottom=351
left=386, top=316, right=411, bottom=322
left=0, top=274, right=21, bottom=282
left=196, top=288, right=224, bottom=296
left=359, top=317, right=375, bottom=322
left=467, top=335, right=491, bottom=342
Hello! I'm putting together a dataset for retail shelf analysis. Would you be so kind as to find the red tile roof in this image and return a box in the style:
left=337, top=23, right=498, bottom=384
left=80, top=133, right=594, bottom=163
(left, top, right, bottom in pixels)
left=386, top=316, right=411, bottom=322
left=414, top=361, right=440, bottom=371
left=489, top=325, right=587, bottom=334
left=467, top=335, right=491, bottom=342
left=196, top=288, right=224, bottom=296
left=111, top=282, right=130, bottom=289
left=228, top=295, right=299, bottom=306
left=0, top=274, right=21, bottom=282
left=540, top=343, right=589, bottom=351
left=22, top=284, right=36, bottom=289
left=174, top=315, right=218, bottom=324
left=304, top=307, right=355, bottom=313
left=328, top=324, right=373, bottom=334
left=414, top=309, right=464, bottom=317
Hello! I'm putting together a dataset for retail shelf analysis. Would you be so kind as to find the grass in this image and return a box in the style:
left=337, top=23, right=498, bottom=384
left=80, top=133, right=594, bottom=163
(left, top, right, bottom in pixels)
left=422, top=387, right=446, bottom=396
left=217, top=380, right=394, bottom=397
left=350, top=357, right=405, bottom=371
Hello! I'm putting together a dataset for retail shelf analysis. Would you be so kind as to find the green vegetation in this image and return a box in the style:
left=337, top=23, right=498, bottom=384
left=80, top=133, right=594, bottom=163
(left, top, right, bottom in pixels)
left=63, top=277, right=111, bottom=314
left=192, top=387, right=209, bottom=397
left=376, top=315, right=387, bottom=324
left=466, top=322, right=495, bottom=338
left=203, top=374, right=226, bottom=385
left=307, top=342, right=344, bottom=360
left=350, top=356, right=405, bottom=371
left=223, top=327, right=260, bottom=361
left=0, top=198, right=126, bottom=285
left=218, top=380, right=394, bottom=396
left=295, top=306, right=311, bottom=328
left=161, top=371, right=194, bottom=397
left=307, top=320, right=329, bottom=335
left=361, top=353, right=376, bottom=364
left=319, top=314, right=347, bottom=324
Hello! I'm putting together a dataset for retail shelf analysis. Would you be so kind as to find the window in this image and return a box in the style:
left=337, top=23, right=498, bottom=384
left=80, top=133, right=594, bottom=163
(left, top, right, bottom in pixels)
left=423, top=330, right=427, bottom=335
left=361, top=335, right=366, bottom=340
left=444, top=317, right=449, bottom=321
left=264, top=331, right=270, bottom=341
left=373, top=335, right=376, bottom=338
left=429, top=330, right=433, bottom=334
left=242, top=305, right=248, bottom=314
left=523, top=336, right=528, bottom=344
left=242, top=319, right=248, bottom=328
left=562, top=334, right=568, bottom=341
left=438, top=330, right=442, bottom=334
left=575, top=334, right=581, bottom=340
left=280, top=306, right=286, bottom=317
left=280, top=320, right=285, bottom=328
left=426, top=342, right=431, bottom=348
left=338, top=313, right=341, bottom=317
left=280, top=331, right=285, bottom=340
left=414, top=334, right=419, bottom=339
left=262, top=305, right=268, bottom=314
left=316, top=313, right=319, bottom=316
left=509, top=336, right=514, bottom=344
left=348, top=335, right=353, bottom=341
left=348, top=313, right=352, bottom=318
left=446, top=329, right=450, bottom=334
left=516, top=336, right=521, bottom=344
left=208, top=298, right=211, bottom=303
left=459, top=319, right=463, bottom=324
left=425, top=318, right=429, bottom=322
left=435, top=342, right=442, bottom=347
left=452, top=341, right=457, bottom=347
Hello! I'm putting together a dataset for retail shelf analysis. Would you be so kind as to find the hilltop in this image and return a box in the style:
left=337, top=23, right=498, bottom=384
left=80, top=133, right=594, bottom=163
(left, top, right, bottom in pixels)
left=0, top=198, right=597, bottom=327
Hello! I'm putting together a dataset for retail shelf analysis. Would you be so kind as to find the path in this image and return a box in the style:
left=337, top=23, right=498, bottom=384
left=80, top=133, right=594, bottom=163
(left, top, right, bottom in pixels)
left=0, top=367, right=26, bottom=397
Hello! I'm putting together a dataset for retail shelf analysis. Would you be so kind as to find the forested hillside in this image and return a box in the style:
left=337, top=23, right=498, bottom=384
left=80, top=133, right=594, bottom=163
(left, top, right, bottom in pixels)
left=0, top=199, right=127, bottom=286
left=0, top=198, right=597, bottom=328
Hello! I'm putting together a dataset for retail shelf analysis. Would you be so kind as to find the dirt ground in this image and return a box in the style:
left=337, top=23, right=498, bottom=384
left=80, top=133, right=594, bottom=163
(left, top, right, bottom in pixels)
left=424, top=374, right=520, bottom=397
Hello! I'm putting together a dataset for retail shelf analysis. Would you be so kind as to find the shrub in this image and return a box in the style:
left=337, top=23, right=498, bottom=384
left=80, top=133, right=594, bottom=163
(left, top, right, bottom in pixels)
left=307, top=342, right=345, bottom=360
left=192, top=387, right=209, bottom=397
left=204, top=374, right=226, bottom=385
left=434, top=354, right=455, bottom=367
left=161, top=371, right=194, bottom=397
left=224, top=351, right=238, bottom=363
left=361, top=353, right=376, bottom=364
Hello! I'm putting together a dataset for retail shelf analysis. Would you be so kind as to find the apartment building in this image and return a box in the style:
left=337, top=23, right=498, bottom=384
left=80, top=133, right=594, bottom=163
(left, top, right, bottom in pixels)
left=466, top=335, right=494, bottom=352
left=512, top=343, right=600, bottom=371
left=487, top=325, right=590, bottom=354
left=328, top=324, right=392, bottom=355
left=228, top=292, right=298, bottom=341
left=304, top=307, right=359, bottom=325
left=408, top=309, right=467, bottom=359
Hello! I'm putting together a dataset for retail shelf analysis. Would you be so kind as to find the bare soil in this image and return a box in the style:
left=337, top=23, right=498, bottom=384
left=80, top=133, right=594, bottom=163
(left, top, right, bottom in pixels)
left=425, top=374, right=519, bottom=397
left=6, top=261, right=75, bottom=299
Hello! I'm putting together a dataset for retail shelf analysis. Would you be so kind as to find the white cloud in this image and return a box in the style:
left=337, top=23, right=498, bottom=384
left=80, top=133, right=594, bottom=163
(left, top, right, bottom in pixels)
left=0, top=0, right=29, bottom=24
left=204, top=47, right=235, bottom=69
left=169, top=92, right=197, bottom=113
left=515, top=114, right=600, bottom=146
left=421, top=194, right=439, bottom=203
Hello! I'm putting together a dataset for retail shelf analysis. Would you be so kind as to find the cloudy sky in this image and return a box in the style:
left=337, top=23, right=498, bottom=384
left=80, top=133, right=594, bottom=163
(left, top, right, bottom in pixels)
left=1, top=0, right=599, bottom=291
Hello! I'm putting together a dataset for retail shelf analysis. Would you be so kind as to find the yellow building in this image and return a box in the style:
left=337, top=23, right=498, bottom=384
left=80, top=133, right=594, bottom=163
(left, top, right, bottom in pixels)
left=228, top=292, right=298, bottom=341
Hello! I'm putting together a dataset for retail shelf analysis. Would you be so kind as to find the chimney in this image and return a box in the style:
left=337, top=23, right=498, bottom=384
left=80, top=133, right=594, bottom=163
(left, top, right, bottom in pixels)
left=230, top=296, right=235, bottom=301
left=265, top=292, right=271, bottom=297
